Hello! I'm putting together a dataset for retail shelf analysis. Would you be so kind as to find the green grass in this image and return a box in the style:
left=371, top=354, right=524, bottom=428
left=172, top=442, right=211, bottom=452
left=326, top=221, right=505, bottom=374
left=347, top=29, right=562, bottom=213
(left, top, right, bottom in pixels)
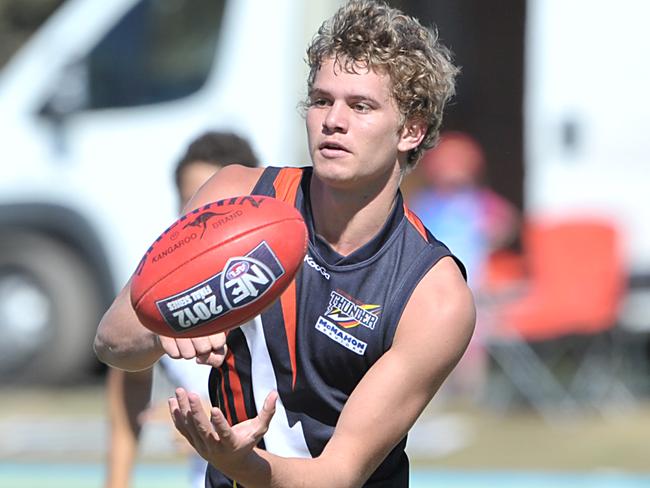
left=2, top=384, right=650, bottom=474
left=411, top=399, right=650, bottom=473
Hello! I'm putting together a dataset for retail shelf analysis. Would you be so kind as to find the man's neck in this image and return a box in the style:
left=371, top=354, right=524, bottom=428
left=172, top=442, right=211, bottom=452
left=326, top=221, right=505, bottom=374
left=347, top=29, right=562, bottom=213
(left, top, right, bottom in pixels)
left=309, top=169, right=402, bottom=256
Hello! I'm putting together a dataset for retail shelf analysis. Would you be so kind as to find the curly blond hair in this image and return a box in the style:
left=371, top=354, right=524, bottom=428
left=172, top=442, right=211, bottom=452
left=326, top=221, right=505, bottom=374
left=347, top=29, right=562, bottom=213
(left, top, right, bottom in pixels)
left=304, top=0, right=459, bottom=168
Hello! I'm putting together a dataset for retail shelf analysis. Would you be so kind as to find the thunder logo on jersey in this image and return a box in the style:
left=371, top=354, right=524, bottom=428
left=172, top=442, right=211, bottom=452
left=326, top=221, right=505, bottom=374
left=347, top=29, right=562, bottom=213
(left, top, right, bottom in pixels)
left=324, top=290, right=381, bottom=330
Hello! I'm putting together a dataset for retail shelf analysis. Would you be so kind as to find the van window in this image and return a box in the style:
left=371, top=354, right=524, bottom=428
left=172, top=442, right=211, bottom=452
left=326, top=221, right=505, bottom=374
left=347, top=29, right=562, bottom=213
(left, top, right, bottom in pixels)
left=0, top=0, right=65, bottom=70
left=87, top=0, right=226, bottom=109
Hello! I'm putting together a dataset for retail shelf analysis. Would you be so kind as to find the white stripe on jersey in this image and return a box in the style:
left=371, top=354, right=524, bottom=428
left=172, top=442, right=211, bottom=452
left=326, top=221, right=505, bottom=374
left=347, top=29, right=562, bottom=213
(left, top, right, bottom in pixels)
left=241, top=316, right=311, bottom=458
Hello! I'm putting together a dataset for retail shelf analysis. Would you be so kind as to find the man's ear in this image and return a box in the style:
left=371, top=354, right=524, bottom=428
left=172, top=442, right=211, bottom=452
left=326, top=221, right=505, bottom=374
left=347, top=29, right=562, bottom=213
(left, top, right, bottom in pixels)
left=397, top=119, right=427, bottom=152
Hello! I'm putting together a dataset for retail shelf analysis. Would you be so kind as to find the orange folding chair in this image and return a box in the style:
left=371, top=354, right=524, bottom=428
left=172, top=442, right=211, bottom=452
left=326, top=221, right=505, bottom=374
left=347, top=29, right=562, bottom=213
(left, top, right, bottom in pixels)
left=483, top=216, right=631, bottom=421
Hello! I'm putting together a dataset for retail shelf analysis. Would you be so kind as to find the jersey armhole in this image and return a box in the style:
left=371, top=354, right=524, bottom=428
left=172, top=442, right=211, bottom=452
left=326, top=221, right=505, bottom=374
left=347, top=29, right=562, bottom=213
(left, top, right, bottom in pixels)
left=251, top=166, right=282, bottom=197
left=382, top=246, right=463, bottom=350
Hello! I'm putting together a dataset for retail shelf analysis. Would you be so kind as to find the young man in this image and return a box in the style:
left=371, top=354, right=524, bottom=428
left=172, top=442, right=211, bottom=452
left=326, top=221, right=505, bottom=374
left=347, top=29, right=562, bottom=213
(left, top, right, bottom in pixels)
left=94, top=1, right=475, bottom=486
left=104, top=131, right=259, bottom=488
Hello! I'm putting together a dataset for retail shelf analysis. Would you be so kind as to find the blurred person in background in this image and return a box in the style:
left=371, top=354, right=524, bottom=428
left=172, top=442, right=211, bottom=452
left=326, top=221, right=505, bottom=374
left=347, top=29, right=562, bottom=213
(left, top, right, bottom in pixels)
left=407, top=131, right=520, bottom=400
left=104, top=131, right=259, bottom=488
left=408, top=131, right=519, bottom=289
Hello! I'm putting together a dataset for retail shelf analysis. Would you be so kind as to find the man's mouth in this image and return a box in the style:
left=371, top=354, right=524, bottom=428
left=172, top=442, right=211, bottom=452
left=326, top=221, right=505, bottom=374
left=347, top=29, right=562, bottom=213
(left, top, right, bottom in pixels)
left=319, top=141, right=350, bottom=156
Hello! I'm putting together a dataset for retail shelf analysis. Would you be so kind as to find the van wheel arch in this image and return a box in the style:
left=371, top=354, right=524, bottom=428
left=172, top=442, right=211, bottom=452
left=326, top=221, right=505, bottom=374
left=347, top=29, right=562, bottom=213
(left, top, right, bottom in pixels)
left=0, top=206, right=116, bottom=383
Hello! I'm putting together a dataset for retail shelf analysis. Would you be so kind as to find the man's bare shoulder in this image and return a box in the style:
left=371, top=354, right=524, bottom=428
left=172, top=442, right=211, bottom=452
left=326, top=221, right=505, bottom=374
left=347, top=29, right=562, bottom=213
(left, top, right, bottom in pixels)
left=185, top=165, right=265, bottom=211
left=395, top=256, right=475, bottom=364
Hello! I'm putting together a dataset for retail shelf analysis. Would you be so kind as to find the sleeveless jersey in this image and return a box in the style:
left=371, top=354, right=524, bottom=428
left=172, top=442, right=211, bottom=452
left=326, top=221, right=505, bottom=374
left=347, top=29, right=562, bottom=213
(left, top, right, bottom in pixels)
left=206, top=167, right=465, bottom=487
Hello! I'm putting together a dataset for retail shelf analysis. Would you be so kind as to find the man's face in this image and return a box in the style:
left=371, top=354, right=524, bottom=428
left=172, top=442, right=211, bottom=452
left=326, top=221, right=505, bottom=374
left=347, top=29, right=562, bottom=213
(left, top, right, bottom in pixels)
left=306, top=57, right=411, bottom=190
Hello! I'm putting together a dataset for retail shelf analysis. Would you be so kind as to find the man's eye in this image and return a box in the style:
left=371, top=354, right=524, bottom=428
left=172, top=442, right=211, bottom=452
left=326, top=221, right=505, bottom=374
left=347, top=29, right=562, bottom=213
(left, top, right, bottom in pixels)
left=353, top=103, right=370, bottom=113
left=311, top=98, right=328, bottom=107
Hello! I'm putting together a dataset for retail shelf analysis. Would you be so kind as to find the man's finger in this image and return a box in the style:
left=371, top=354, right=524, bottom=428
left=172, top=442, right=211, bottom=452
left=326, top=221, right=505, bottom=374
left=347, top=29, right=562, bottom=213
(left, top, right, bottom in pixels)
left=258, top=390, right=278, bottom=431
left=184, top=391, right=214, bottom=449
left=159, top=336, right=181, bottom=358
left=169, top=397, right=190, bottom=439
left=210, top=407, right=235, bottom=447
left=175, top=387, right=193, bottom=415
left=196, top=350, right=226, bottom=367
left=209, top=332, right=227, bottom=350
left=175, top=339, right=200, bottom=359
left=187, top=392, right=208, bottom=418
left=190, top=336, right=214, bottom=356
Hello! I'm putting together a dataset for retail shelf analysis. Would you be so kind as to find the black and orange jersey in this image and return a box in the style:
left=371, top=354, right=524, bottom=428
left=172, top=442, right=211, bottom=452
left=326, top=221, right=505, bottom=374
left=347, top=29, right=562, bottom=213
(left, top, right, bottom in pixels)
left=206, top=166, right=464, bottom=487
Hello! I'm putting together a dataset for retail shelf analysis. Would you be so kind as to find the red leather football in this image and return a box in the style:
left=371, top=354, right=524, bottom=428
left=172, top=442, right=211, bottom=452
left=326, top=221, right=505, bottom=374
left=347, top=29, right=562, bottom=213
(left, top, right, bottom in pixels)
left=130, top=195, right=307, bottom=338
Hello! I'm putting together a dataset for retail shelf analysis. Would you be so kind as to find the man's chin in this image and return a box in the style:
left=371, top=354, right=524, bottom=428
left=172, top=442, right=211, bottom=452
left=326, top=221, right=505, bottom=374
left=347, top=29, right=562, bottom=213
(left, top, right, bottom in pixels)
left=312, top=161, right=351, bottom=181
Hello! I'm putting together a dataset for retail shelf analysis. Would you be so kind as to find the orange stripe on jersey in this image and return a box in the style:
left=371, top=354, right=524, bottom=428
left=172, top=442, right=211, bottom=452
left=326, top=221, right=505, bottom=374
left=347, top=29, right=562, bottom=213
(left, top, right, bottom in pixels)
left=280, top=278, right=299, bottom=390
left=272, top=167, right=303, bottom=205
left=272, top=167, right=302, bottom=389
left=218, top=368, right=233, bottom=424
left=403, top=203, right=428, bottom=240
left=225, top=352, right=248, bottom=423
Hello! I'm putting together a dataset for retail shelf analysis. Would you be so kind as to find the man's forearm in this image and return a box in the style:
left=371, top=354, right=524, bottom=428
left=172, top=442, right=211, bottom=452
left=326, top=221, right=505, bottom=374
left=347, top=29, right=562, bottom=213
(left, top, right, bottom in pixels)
left=217, top=449, right=358, bottom=488
left=94, top=324, right=162, bottom=371
left=94, top=288, right=164, bottom=371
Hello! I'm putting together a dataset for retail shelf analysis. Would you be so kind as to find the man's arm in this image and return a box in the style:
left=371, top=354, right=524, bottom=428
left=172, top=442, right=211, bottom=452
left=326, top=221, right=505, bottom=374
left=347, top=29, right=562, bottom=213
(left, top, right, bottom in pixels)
left=104, top=367, right=153, bottom=488
left=94, top=165, right=264, bottom=371
left=170, top=256, right=475, bottom=487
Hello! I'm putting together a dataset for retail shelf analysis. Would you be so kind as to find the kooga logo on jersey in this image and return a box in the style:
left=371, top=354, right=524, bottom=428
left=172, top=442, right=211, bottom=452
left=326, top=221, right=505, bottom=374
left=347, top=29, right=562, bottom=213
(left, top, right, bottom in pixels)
left=304, top=254, right=330, bottom=280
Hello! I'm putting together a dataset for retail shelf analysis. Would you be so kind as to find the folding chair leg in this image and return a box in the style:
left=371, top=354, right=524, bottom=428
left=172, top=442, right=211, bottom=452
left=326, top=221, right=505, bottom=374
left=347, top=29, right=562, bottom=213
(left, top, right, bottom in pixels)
left=488, top=338, right=581, bottom=425
left=568, top=332, right=638, bottom=415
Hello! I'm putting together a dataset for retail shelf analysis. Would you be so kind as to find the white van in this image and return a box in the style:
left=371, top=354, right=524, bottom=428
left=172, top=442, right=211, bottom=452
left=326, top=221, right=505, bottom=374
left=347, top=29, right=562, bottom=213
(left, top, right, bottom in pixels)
left=2, top=0, right=649, bottom=385
left=0, top=0, right=341, bottom=383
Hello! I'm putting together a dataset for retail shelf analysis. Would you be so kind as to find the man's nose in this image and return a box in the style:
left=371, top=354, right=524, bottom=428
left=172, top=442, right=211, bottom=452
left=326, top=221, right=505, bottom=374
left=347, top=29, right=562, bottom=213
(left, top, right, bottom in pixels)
left=322, top=102, right=348, bottom=133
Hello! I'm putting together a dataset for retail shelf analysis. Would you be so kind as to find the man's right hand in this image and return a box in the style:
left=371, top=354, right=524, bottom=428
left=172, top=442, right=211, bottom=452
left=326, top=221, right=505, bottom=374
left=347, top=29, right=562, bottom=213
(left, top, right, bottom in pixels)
left=159, top=333, right=227, bottom=368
